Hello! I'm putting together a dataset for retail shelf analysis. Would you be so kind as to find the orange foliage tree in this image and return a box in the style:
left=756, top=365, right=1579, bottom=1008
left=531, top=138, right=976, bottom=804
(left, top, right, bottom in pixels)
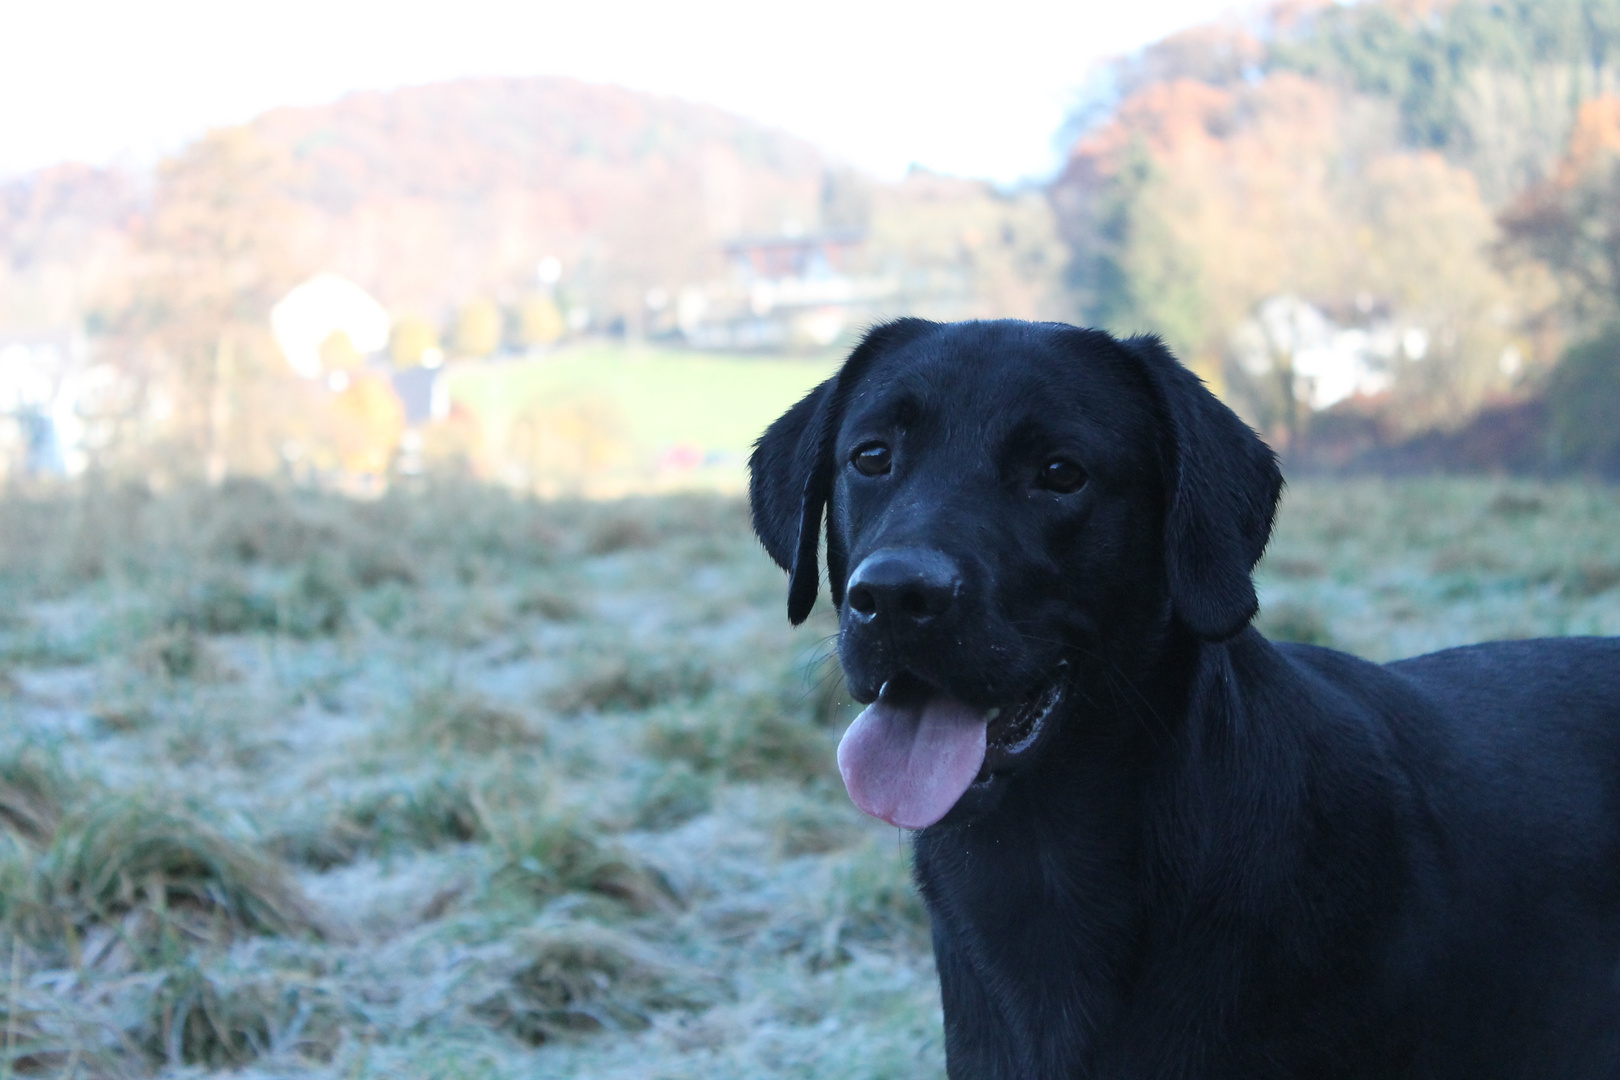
left=1056, top=72, right=1523, bottom=437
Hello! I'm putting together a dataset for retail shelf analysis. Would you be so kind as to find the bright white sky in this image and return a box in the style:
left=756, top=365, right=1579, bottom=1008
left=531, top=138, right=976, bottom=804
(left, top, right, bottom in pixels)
left=3, top=0, right=1245, bottom=185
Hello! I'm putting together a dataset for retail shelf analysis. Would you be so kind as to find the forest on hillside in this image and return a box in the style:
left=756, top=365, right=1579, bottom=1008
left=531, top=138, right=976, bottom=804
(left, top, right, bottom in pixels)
left=1055, top=0, right=1620, bottom=471
left=2, top=0, right=1620, bottom=483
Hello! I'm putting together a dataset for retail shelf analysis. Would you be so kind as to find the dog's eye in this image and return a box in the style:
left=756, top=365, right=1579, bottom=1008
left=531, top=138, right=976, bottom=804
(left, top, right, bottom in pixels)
left=852, top=443, right=892, bottom=477
left=1037, top=458, right=1087, bottom=494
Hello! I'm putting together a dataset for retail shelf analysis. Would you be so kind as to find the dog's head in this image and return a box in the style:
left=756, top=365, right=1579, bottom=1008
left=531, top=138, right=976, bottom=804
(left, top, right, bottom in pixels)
left=750, top=319, right=1281, bottom=829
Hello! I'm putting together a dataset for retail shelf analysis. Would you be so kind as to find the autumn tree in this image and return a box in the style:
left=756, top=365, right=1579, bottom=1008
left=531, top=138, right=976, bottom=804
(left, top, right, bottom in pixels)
left=388, top=314, right=440, bottom=367
left=1498, top=95, right=1620, bottom=327
left=517, top=295, right=565, bottom=348
left=1272, top=0, right=1620, bottom=203
left=1055, top=71, right=1523, bottom=438
left=454, top=298, right=502, bottom=358
left=104, top=126, right=314, bottom=478
left=1499, top=95, right=1620, bottom=472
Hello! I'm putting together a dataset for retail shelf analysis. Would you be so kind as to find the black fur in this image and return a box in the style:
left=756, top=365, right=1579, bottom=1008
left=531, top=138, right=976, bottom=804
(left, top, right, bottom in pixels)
left=750, top=316, right=936, bottom=624
left=749, top=318, right=1620, bottom=1079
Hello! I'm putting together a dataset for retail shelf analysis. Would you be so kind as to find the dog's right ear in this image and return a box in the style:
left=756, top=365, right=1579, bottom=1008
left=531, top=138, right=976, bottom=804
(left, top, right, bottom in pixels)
left=749, top=375, right=835, bottom=615
left=749, top=318, right=937, bottom=625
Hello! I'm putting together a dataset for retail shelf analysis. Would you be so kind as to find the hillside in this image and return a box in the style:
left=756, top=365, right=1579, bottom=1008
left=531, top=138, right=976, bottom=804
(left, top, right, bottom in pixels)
left=0, top=164, right=140, bottom=334
left=244, top=77, right=832, bottom=316
left=0, top=77, right=834, bottom=337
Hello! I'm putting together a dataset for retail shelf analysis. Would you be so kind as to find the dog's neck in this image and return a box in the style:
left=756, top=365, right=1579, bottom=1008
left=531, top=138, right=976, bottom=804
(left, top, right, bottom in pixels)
left=913, top=624, right=1314, bottom=1075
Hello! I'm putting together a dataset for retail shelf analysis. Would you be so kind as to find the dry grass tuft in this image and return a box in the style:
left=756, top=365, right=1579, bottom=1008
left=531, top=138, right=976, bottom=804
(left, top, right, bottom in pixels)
left=489, top=815, right=679, bottom=915
left=131, top=627, right=238, bottom=683
left=632, top=763, right=713, bottom=831
left=514, top=589, right=583, bottom=622
left=401, top=687, right=546, bottom=755
left=135, top=963, right=353, bottom=1068
left=168, top=573, right=281, bottom=635
left=271, top=773, right=484, bottom=869
left=583, top=516, right=656, bottom=556
left=548, top=655, right=713, bottom=714
left=770, top=797, right=864, bottom=857
left=643, top=696, right=833, bottom=784
left=35, top=796, right=327, bottom=957
left=1256, top=602, right=1336, bottom=648
left=0, top=744, right=69, bottom=846
left=1563, top=562, right=1620, bottom=598
left=474, top=923, right=725, bottom=1043
left=0, top=987, right=134, bottom=1078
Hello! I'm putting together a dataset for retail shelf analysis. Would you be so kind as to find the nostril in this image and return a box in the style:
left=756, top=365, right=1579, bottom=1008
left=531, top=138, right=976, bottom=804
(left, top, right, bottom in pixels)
left=900, top=589, right=930, bottom=618
left=848, top=584, right=877, bottom=615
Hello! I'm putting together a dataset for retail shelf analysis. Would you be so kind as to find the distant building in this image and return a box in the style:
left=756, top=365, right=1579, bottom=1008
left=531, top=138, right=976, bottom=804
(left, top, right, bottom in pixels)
left=270, top=273, right=391, bottom=380
left=1231, top=295, right=1417, bottom=412
left=680, top=229, right=900, bottom=350
left=0, top=331, right=127, bottom=477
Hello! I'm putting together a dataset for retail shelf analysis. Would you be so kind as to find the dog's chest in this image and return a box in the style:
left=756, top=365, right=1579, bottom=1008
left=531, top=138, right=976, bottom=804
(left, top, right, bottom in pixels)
left=916, top=820, right=1140, bottom=1074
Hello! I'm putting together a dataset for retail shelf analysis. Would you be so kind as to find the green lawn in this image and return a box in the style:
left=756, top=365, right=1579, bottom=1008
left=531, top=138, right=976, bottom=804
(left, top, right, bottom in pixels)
left=444, top=347, right=838, bottom=495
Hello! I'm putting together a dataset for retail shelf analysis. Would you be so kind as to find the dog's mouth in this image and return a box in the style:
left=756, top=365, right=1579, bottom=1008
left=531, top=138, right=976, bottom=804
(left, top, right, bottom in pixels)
left=978, top=670, right=1066, bottom=782
left=835, top=668, right=1067, bottom=830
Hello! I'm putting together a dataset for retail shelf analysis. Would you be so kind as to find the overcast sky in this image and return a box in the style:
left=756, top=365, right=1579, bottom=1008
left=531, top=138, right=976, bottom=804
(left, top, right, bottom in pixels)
left=3, top=0, right=1247, bottom=184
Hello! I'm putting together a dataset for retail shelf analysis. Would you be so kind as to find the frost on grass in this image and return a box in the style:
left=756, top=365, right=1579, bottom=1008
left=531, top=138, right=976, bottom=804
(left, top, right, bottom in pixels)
left=472, top=922, right=727, bottom=1043
left=0, top=477, right=1614, bottom=1077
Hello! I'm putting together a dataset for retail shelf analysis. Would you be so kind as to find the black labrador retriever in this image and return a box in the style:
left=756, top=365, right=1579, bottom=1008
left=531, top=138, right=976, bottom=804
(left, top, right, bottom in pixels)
left=749, top=318, right=1620, bottom=1080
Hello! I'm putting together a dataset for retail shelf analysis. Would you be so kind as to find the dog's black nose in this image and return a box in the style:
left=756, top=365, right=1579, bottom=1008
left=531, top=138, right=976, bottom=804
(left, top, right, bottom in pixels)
left=845, top=548, right=961, bottom=624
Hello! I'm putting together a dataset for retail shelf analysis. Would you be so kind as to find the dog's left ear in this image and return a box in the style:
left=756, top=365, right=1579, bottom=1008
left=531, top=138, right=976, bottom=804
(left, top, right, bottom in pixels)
left=750, top=318, right=938, bottom=625
left=1121, top=333, right=1283, bottom=641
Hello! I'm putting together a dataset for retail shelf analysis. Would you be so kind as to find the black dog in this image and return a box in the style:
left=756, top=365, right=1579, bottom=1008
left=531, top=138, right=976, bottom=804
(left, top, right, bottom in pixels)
left=749, top=318, right=1620, bottom=1079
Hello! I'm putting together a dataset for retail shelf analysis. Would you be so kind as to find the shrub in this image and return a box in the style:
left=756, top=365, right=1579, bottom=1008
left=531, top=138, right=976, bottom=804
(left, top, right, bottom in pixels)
left=1548, top=326, right=1620, bottom=477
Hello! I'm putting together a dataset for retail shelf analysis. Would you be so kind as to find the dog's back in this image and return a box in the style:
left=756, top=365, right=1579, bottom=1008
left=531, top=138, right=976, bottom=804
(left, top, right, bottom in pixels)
left=1276, top=636, right=1620, bottom=1077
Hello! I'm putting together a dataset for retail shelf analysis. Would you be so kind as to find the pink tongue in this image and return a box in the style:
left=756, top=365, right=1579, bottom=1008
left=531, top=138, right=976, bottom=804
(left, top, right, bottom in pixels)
left=836, top=694, right=988, bottom=829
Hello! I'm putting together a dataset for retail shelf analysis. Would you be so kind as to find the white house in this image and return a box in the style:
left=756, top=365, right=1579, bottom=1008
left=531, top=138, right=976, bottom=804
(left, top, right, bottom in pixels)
left=270, top=273, right=391, bottom=380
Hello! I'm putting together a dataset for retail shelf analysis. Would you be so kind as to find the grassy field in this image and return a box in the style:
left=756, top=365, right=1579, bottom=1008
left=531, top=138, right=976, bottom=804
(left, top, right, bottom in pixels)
left=443, top=347, right=838, bottom=497
left=0, top=476, right=1616, bottom=1078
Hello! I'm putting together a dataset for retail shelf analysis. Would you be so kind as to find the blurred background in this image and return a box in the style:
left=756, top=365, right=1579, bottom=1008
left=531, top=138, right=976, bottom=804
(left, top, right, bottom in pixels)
left=6, top=0, right=1617, bottom=496
left=3, top=3, right=1620, bottom=1078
